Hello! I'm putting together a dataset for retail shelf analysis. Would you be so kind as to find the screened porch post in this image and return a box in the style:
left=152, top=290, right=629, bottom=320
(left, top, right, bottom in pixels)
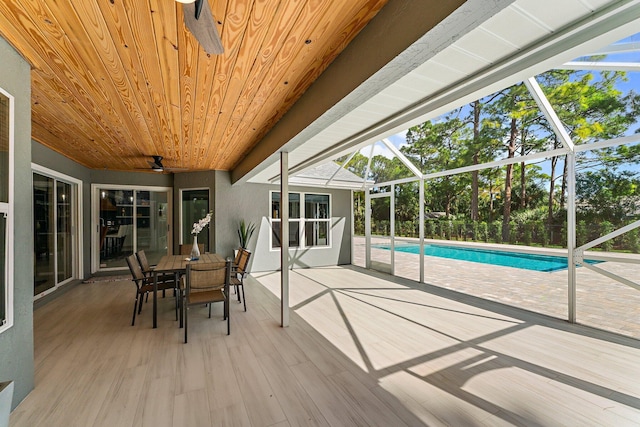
left=567, top=152, right=577, bottom=323
left=365, top=187, right=371, bottom=269
left=419, top=178, right=424, bottom=283
left=280, top=151, right=289, bottom=327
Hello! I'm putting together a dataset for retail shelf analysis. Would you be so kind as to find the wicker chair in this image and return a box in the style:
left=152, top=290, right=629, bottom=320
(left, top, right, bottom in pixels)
left=182, top=260, right=231, bottom=342
left=231, top=249, right=251, bottom=312
left=126, top=254, right=178, bottom=326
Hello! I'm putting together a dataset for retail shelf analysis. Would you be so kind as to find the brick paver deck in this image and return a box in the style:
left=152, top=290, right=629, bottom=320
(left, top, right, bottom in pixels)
left=353, top=236, right=640, bottom=339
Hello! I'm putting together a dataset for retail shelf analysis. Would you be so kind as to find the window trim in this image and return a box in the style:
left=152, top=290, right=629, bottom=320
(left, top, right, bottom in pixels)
left=269, top=190, right=332, bottom=251
left=0, top=87, right=14, bottom=334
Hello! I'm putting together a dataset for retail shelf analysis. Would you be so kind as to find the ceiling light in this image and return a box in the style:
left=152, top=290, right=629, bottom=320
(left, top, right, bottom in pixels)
left=175, top=0, right=196, bottom=3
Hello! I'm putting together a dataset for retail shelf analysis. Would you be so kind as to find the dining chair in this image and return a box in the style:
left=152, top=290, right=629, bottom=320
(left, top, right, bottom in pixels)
left=136, top=249, right=175, bottom=299
left=231, top=249, right=251, bottom=312
left=179, top=243, right=204, bottom=255
left=182, top=260, right=231, bottom=342
left=126, top=254, right=178, bottom=326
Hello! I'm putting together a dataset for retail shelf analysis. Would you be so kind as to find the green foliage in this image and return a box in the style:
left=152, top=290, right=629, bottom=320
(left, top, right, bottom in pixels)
left=535, top=221, right=549, bottom=247
left=624, top=228, right=640, bottom=254
left=478, top=221, right=488, bottom=242
left=576, top=221, right=587, bottom=248
left=491, top=221, right=502, bottom=243
left=237, top=219, right=256, bottom=249
left=523, top=223, right=533, bottom=245
left=425, top=221, right=435, bottom=239
left=600, top=221, right=614, bottom=251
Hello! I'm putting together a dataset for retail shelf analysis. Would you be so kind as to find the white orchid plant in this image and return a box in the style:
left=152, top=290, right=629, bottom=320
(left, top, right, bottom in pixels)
left=191, top=211, right=213, bottom=235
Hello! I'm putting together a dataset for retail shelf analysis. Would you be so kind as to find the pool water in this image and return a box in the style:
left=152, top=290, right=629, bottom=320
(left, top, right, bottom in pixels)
left=375, top=243, right=600, bottom=272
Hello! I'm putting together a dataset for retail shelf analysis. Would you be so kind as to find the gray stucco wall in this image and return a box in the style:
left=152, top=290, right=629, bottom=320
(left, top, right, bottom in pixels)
left=214, top=171, right=351, bottom=272
left=0, top=37, right=34, bottom=409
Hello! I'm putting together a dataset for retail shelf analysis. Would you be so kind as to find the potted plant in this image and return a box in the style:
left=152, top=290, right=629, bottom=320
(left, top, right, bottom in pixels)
left=237, top=219, right=256, bottom=250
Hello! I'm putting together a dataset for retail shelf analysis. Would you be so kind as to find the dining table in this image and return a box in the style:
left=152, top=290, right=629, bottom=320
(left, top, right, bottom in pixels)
left=152, top=253, right=226, bottom=328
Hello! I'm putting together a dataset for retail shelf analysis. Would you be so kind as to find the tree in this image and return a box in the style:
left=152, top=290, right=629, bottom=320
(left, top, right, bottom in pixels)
left=537, top=69, right=640, bottom=220
left=576, top=168, right=640, bottom=223
left=404, top=115, right=470, bottom=217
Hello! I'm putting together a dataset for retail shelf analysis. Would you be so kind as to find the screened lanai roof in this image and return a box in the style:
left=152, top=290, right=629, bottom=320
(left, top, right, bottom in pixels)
left=243, top=0, right=640, bottom=186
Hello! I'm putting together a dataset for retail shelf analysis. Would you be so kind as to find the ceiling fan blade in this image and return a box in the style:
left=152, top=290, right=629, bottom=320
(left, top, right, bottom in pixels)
left=183, top=0, right=224, bottom=55
left=194, top=0, right=204, bottom=20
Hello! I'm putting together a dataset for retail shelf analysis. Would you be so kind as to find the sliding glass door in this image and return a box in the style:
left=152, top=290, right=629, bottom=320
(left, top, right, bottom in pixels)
left=33, top=171, right=78, bottom=297
left=94, top=185, right=171, bottom=271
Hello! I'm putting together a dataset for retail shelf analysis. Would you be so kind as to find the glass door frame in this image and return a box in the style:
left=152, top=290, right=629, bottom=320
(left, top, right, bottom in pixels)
left=179, top=188, right=210, bottom=252
left=32, top=164, right=82, bottom=299
left=91, top=184, right=172, bottom=273
left=365, top=188, right=394, bottom=275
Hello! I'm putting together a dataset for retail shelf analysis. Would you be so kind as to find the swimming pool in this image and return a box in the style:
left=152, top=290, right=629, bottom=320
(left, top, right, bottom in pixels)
left=375, top=243, right=599, bottom=272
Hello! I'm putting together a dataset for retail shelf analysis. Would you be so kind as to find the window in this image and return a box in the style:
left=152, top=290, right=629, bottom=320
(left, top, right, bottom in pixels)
left=0, top=89, right=13, bottom=332
left=271, top=191, right=330, bottom=249
left=304, top=194, right=330, bottom=247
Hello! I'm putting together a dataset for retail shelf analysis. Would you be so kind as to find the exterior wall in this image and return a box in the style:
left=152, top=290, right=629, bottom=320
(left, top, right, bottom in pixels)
left=0, top=37, right=34, bottom=409
left=214, top=171, right=351, bottom=272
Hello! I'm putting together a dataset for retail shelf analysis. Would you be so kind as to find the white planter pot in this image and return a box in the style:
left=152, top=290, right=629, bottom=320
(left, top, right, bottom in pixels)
left=0, top=381, right=13, bottom=427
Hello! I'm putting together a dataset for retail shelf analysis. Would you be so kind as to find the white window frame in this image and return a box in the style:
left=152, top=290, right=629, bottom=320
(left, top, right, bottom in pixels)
left=179, top=187, right=210, bottom=246
left=91, top=184, right=172, bottom=273
left=269, top=190, right=331, bottom=250
left=0, top=87, right=14, bottom=334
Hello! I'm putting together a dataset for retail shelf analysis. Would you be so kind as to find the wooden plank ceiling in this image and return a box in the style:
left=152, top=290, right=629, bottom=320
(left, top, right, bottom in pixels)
left=0, top=0, right=388, bottom=172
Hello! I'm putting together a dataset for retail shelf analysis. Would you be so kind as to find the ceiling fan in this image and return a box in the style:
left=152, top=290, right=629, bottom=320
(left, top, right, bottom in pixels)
left=145, top=155, right=187, bottom=173
left=176, top=0, right=224, bottom=55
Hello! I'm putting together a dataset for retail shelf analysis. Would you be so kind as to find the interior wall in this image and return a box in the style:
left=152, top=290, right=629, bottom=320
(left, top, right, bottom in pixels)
left=0, top=37, right=34, bottom=410
left=214, top=171, right=351, bottom=272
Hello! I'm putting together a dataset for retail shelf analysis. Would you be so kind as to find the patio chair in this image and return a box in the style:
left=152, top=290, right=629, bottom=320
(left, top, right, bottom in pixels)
left=182, top=260, right=231, bottom=342
left=126, top=254, right=178, bottom=326
left=136, top=249, right=177, bottom=300
left=179, top=243, right=204, bottom=255
left=231, top=249, right=251, bottom=311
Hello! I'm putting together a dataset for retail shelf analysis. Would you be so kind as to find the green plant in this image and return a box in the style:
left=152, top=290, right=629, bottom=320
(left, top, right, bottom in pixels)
left=237, top=219, right=256, bottom=249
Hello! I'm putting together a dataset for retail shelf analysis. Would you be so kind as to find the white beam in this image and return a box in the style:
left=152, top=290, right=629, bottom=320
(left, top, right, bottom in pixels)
left=574, top=133, right=640, bottom=153
left=559, top=61, right=640, bottom=72
left=365, top=188, right=371, bottom=269
left=525, top=77, right=575, bottom=152
left=362, top=145, right=376, bottom=190
left=326, top=151, right=357, bottom=186
left=581, top=263, right=640, bottom=292
left=576, top=219, right=640, bottom=253
left=280, top=152, right=290, bottom=327
left=567, top=152, right=577, bottom=323
left=419, top=179, right=424, bottom=284
left=586, top=41, right=640, bottom=55
left=391, top=184, right=395, bottom=276
left=421, top=148, right=568, bottom=181
left=382, top=138, right=423, bottom=178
